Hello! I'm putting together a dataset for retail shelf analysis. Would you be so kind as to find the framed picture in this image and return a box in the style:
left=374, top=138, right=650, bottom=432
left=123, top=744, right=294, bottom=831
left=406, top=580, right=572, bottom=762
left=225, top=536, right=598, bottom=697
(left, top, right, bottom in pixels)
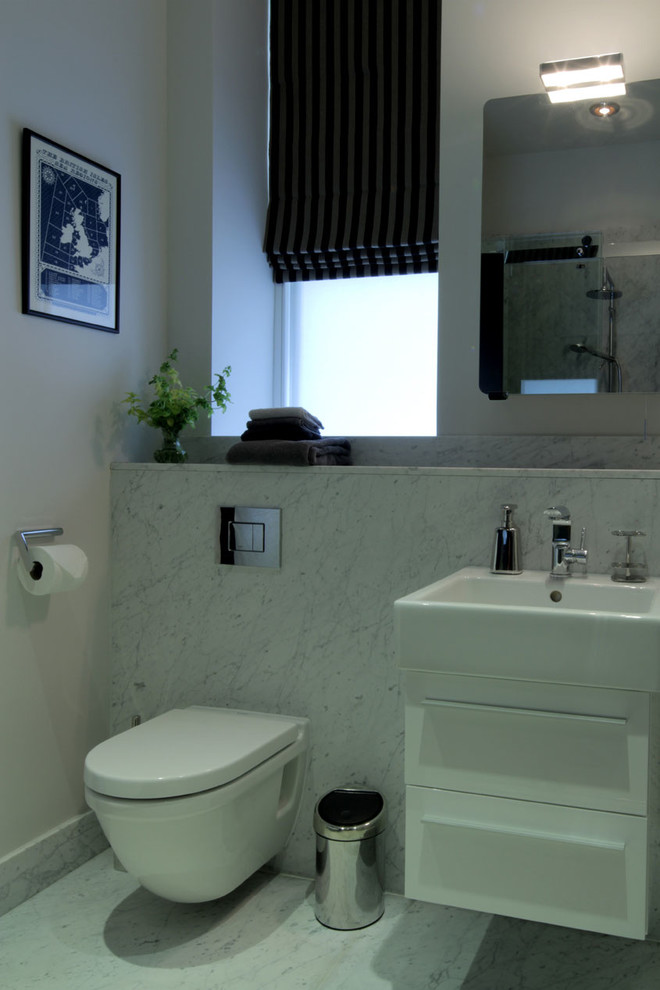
left=22, top=129, right=120, bottom=333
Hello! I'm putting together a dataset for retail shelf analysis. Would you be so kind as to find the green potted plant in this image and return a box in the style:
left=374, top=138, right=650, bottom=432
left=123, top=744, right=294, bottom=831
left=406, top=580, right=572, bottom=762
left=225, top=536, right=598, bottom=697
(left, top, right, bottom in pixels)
left=124, top=349, right=231, bottom=463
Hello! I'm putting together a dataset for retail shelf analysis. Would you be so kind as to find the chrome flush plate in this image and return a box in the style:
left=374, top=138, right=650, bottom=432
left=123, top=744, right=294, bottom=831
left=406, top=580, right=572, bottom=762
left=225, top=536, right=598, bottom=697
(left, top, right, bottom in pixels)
left=219, top=506, right=281, bottom=568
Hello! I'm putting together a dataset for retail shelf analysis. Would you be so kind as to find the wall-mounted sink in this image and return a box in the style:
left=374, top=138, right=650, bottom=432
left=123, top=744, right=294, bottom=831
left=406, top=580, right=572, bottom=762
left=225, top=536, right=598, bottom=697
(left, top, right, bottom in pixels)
left=395, top=567, right=660, bottom=691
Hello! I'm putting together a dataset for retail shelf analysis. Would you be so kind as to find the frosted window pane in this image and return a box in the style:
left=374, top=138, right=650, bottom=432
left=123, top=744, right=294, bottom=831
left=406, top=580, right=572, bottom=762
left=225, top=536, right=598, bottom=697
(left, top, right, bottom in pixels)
left=290, top=273, right=437, bottom=436
left=521, top=378, right=598, bottom=394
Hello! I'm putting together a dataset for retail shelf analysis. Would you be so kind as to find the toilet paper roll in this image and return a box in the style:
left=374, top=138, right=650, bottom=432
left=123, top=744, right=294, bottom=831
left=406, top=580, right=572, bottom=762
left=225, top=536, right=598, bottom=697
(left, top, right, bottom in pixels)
left=17, top=544, right=88, bottom=596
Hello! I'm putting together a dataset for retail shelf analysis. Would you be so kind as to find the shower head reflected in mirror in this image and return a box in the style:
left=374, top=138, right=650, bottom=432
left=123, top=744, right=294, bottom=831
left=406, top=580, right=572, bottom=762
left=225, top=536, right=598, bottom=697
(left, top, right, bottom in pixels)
left=587, top=285, right=623, bottom=299
left=586, top=268, right=622, bottom=299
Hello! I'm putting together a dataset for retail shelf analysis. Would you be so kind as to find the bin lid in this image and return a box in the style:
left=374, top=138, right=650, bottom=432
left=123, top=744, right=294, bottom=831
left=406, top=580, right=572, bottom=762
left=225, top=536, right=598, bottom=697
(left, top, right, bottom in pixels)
left=314, top=788, right=385, bottom=840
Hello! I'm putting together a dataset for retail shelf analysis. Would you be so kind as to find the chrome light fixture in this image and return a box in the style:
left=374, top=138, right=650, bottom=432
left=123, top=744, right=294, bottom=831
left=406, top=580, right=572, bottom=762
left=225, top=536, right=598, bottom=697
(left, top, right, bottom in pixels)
left=540, top=52, right=625, bottom=104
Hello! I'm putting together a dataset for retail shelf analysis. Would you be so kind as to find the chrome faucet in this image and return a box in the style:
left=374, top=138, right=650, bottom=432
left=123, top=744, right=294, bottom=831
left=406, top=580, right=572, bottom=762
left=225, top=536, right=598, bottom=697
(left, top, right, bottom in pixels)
left=543, top=506, right=588, bottom=577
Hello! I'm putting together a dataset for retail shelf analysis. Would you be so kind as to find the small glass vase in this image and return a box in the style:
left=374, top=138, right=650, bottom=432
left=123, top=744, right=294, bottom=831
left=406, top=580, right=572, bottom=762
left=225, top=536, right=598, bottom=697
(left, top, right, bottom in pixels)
left=153, top=431, right=187, bottom=464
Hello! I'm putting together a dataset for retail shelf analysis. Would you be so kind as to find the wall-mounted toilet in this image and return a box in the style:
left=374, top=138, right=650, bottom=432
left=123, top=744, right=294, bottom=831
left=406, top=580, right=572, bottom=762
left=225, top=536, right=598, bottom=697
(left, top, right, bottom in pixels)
left=84, top=706, right=309, bottom=903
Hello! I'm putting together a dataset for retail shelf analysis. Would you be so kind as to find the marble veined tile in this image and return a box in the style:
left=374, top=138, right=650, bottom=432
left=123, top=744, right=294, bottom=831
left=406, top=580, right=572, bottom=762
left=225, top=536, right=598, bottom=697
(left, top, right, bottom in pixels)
left=0, top=810, right=107, bottom=919
left=3, top=851, right=660, bottom=990
left=110, top=465, right=660, bottom=895
left=459, top=914, right=660, bottom=990
left=0, top=850, right=490, bottom=990
left=183, top=436, right=660, bottom=470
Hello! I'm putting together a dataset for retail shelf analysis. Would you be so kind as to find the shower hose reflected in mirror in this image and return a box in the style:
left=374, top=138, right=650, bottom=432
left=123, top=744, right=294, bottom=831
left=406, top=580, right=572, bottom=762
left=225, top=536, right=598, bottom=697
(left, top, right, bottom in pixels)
left=569, top=343, right=623, bottom=392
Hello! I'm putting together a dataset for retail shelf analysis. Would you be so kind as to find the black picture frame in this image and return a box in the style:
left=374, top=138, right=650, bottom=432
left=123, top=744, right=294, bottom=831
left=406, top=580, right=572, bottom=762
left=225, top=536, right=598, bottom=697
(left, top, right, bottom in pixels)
left=21, top=129, right=121, bottom=333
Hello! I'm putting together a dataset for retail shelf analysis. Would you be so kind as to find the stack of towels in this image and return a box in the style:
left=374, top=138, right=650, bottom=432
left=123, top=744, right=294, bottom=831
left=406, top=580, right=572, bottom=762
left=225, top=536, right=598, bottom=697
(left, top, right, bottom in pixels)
left=226, top=407, right=352, bottom=466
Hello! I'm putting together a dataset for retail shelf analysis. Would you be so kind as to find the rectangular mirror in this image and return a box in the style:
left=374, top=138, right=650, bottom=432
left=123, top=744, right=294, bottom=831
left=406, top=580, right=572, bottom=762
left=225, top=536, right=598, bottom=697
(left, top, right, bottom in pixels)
left=480, top=78, right=660, bottom=396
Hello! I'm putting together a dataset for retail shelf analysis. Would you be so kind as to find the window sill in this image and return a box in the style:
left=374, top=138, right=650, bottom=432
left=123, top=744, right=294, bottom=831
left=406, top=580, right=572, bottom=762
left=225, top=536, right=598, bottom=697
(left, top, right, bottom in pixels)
left=134, top=435, right=660, bottom=471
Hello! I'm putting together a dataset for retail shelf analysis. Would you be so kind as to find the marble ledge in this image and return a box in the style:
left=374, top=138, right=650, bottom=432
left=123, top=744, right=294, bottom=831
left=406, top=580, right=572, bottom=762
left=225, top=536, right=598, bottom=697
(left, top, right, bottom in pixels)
left=111, top=461, right=660, bottom=481
left=114, top=434, right=660, bottom=476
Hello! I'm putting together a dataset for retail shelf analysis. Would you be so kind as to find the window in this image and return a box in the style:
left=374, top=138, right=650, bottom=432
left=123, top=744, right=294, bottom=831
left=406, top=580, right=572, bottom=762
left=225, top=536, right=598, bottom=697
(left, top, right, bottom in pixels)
left=263, top=0, right=440, bottom=436
left=277, top=272, right=437, bottom=436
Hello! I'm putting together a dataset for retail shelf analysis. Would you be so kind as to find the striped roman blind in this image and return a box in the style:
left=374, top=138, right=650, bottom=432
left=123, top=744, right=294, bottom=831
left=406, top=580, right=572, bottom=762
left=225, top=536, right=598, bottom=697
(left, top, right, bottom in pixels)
left=263, top=0, right=440, bottom=282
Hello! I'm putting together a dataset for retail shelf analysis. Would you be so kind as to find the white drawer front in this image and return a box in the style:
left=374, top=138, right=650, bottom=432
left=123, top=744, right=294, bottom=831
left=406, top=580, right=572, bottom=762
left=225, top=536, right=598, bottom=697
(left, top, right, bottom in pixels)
left=405, top=786, right=648, bottom=939
left=405, top=672, right=649, bottom=814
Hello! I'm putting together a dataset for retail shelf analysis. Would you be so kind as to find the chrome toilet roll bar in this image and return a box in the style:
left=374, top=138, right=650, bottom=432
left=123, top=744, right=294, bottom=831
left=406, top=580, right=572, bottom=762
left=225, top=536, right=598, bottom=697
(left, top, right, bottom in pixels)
left=14, top=528, right=64, bottom=580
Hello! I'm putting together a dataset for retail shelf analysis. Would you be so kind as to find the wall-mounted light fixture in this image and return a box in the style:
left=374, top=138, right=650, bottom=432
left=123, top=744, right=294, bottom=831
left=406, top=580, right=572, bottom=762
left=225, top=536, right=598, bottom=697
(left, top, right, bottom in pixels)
left=540, top=52, right=625, bottom=104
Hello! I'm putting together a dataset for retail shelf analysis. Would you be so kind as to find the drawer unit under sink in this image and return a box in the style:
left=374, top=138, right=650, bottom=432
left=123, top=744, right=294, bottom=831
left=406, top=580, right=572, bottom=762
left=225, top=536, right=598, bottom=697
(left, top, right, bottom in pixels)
left=405, top=785, right=648, bottom=940
left=405, top=671, right=650, bottom=815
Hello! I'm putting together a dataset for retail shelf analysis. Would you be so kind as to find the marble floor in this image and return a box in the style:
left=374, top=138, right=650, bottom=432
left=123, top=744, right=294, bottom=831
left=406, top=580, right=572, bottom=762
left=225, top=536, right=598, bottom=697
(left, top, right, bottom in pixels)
left=3, top=851, right=660, bottom=989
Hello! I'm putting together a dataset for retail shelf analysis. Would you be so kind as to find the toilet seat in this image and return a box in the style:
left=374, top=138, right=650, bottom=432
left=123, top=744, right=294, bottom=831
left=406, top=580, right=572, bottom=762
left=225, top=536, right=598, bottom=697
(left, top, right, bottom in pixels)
left=84, top=706, right=302, bottom=800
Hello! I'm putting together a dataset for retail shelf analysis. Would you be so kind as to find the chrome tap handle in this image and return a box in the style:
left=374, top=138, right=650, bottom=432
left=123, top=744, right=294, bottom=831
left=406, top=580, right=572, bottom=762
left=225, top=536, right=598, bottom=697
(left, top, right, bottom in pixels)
left=564, top=527, right=588, bottom=569
left=544, top=506, right=586, bottom=576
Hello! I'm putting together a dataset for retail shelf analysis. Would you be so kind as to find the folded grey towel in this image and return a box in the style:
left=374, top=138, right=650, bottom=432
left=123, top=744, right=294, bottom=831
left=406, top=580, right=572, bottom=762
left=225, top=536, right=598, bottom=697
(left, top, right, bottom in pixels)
left=245, top=416, right=322, bottom=431
left=241, top=419, right=322, bottom=441
left=226, top=439, right=352, bottom=466
left=248, top=406, right=324, bottom=430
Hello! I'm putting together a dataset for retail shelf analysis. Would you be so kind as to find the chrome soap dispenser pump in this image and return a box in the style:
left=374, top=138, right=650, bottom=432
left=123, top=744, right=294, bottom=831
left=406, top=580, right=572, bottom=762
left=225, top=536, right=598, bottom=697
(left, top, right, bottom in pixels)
left=491, top=503, right=522, bottom=575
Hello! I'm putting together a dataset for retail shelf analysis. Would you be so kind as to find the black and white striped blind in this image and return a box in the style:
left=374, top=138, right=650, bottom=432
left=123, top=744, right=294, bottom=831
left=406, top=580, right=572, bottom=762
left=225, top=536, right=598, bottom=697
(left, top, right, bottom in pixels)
left=263, top=0, right=440, bottom=282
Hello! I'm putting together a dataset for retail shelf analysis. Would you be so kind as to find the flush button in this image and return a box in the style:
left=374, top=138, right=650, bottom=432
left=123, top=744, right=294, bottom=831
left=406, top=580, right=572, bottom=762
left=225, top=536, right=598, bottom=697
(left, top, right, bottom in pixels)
left=250, top=523, right=265, bottom=552
left=220, top=507, right=280, bottom=567
left=229, top=521, right=265, bottom=552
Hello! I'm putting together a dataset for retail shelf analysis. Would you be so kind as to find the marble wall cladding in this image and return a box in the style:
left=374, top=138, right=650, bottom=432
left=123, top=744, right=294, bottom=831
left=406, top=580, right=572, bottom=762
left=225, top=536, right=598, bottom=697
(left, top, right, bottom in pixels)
left=608, top=254, right=660, bottom=393
left=111, top=463, right=660, bottom=894
left=0, top=811, right=107, bottom=918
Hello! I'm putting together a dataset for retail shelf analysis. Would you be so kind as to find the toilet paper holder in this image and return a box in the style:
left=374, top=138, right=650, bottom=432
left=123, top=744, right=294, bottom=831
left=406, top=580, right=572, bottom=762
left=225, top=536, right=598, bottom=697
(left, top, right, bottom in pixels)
left=14, top=528, right=64, bottom=580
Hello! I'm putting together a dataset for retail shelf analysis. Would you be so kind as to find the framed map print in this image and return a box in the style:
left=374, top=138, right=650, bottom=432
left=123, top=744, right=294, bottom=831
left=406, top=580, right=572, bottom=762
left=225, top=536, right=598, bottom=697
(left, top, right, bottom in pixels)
left=22, top=129, right=120, bottom=333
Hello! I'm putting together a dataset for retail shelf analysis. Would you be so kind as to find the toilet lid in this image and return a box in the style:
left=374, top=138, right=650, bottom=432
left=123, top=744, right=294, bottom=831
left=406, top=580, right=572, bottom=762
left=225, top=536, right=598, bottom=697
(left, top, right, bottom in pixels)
left=84, top=706, right=301, bottom=799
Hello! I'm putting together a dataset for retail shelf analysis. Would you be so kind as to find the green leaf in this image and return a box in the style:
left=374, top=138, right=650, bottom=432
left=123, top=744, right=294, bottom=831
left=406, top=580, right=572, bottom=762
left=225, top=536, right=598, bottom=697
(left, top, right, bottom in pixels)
left=123, top=350, right=232, bottom=433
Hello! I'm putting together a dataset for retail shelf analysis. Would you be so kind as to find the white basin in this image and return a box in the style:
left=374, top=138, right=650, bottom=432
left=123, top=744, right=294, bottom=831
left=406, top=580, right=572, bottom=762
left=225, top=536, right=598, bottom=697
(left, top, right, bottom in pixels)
left=395, top=567, right=660, bottom=691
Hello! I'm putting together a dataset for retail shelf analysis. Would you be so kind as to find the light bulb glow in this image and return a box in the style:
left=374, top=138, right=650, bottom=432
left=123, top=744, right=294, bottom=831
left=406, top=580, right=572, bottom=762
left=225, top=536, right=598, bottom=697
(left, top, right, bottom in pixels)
left=547, top=81, right=626, bottom=104
left=590, top=100, right=620, bottom=118
left=540, top=64, right=624, bottom=89
left=540, top=53, right=625, bottom=105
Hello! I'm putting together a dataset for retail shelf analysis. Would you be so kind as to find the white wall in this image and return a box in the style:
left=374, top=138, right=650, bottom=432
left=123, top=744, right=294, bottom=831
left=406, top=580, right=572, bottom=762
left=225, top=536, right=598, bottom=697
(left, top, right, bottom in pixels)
left=0, top=0, right=167, bottom=861
left=166, top=0, right=214, bottom=430
left=167, top=0, right=274, bottom=438
left=212, top=0, right=273, bottom=435
left=438, top=0, right=660, bottom=435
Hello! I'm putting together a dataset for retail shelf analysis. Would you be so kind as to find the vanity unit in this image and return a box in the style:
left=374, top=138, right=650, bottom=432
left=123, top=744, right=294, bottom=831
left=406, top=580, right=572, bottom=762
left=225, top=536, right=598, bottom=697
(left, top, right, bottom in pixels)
left=395, top=567, right=660, bottom=939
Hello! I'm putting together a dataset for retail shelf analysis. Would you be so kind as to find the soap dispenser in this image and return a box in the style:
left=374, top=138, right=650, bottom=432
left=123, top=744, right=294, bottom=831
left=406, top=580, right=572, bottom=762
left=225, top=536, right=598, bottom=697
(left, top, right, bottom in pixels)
left=491, top=504, right=522, bottom=575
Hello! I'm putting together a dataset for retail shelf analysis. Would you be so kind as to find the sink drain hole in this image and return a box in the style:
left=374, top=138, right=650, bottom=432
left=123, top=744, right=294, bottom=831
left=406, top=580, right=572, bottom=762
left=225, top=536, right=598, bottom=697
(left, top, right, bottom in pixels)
left=549, top=590, right=563, bottom=603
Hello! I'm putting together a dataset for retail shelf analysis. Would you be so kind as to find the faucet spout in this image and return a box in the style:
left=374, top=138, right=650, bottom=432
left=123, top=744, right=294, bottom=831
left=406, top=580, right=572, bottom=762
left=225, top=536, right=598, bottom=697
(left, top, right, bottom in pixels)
left=543, top=507, right=588, bottom=577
